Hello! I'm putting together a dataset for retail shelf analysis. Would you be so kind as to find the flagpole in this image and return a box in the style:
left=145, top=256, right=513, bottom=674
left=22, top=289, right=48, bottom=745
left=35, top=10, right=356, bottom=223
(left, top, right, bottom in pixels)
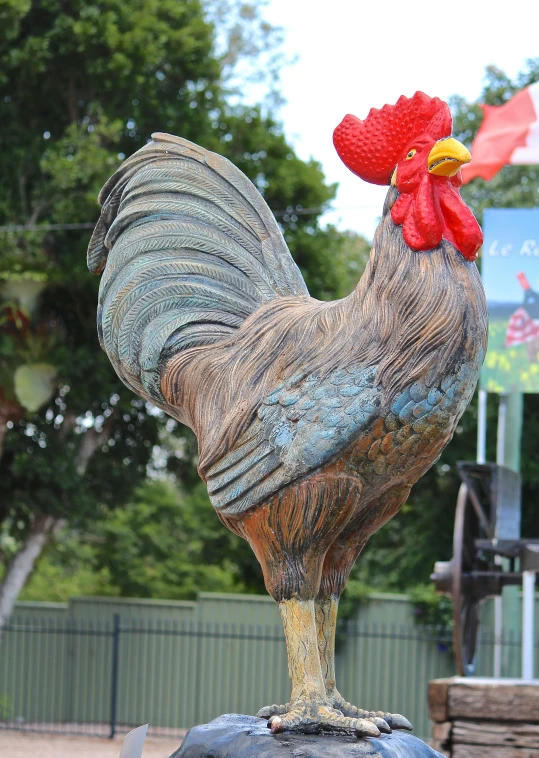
left=477, top=388, right=487, bottom=464
left=494, top=392, right=523, bottom=679
left=493, top=394, right=507, bottom=679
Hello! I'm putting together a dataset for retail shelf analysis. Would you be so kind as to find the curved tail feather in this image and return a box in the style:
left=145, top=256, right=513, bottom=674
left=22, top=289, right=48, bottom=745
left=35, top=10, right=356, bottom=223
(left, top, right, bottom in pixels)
left=88, top=133, right=308, bottom=413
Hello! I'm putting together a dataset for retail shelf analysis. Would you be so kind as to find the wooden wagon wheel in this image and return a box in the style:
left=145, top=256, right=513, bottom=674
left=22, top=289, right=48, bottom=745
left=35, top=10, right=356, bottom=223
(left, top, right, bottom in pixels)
left=452, top=482, right=490, bottom=676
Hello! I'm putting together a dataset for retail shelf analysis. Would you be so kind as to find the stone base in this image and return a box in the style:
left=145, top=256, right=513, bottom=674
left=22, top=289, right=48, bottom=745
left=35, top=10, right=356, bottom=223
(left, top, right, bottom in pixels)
left=171, top=713, right=444, bottom=758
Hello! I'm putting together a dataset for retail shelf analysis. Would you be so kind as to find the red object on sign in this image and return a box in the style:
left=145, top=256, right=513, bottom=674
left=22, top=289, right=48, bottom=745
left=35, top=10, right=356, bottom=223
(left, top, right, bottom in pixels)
left=506, top=272, right=539, bottom=350
left=517, top=271, right=531, bottom=291
left=505, top=307, right=539, bottom=347
left=462, top=83, right=539, bottom=183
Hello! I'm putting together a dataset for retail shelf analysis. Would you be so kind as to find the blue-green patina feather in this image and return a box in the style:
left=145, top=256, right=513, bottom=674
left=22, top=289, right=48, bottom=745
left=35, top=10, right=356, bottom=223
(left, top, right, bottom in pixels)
left=88, top=132, right=308, bottom=414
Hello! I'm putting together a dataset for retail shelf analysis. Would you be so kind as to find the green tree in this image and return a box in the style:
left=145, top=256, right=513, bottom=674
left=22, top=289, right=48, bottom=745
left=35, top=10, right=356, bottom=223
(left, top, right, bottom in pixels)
left=89, top=480, right=257, bottom=599
left=0, top=0, right=358, bottom=617
left=349, top=60, right=539, bottom=592
left=27, top=60, right=539, bottom=608
left=23, top=59, right=539, bottom=608
left=212, top=108, right=364, bottom=299
left=453, top=59, right=539, bottom=545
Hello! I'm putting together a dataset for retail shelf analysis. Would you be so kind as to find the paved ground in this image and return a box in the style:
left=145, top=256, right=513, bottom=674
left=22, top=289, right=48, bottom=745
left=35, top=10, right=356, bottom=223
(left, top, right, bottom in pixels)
left=0, top=731, right=183, bottom=757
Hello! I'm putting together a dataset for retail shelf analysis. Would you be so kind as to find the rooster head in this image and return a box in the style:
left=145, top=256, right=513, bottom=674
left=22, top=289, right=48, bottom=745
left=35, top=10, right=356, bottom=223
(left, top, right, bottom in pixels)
left=333, top=92, right=483, bottom=261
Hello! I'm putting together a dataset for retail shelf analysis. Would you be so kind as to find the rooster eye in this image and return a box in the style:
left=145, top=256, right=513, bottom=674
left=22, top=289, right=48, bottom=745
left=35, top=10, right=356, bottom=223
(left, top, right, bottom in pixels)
left=406, top=149, right=417, bottom=160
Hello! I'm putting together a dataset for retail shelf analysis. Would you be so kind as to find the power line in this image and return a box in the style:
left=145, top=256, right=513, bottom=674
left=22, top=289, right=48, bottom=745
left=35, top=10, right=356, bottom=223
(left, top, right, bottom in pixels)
left=0, top=222, right=95, bottom=233
left=0, top=204, right=381, bottom=234
left=273, top=207, right=323, bottom=217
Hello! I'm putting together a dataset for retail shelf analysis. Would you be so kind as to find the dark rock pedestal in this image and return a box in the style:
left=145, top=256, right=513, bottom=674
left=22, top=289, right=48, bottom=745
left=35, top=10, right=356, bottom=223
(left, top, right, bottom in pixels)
left=171, top=714, right=444, bottom=758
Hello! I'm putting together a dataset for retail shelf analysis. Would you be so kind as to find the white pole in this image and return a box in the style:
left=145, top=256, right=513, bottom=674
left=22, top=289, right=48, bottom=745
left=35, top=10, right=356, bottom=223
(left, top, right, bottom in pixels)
left=522, top=570, right=536, bottom=680
left=493, top=588, right=502, bottom=678
left=493, top=394, right=508, bottom=678
left=477, top=388, right=487, bottom=464
left=496, top=394, right=508, bottom=467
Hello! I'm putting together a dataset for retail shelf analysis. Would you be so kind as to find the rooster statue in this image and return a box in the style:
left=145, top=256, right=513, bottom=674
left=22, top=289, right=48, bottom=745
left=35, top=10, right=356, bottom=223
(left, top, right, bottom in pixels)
left=88, top=92, right=487, bottom=738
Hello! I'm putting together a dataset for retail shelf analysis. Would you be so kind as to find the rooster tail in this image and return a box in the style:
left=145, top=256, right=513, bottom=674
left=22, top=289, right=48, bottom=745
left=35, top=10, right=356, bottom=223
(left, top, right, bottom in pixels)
left=88, top=133, right=307, bottom=413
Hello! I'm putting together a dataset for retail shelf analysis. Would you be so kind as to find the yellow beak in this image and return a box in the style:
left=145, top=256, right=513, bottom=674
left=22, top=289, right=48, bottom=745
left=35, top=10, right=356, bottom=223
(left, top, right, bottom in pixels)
left=428, top=137, right=471, bottom=177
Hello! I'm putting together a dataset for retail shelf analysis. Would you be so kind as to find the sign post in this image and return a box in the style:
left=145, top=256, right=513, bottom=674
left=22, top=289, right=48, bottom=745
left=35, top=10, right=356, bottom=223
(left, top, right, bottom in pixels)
left=481, top=209, right=538, bottom=679
left=522, top=570, right=536, bottom=680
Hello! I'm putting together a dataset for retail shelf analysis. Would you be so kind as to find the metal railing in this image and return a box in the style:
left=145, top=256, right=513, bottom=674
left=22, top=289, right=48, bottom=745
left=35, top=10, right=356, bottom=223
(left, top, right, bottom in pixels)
left=0, top=614, right=535, bottom=741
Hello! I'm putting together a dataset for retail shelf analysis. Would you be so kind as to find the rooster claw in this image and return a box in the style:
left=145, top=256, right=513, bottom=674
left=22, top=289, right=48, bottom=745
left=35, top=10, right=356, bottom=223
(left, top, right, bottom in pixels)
left=331, top=698, right=413, bottom=733
left=386, top=714, right=413, bottom=731
left=354, top=720, right=383, bottom=738
left=256, top=703, right=289, bottom=719
left=372, top=717, right=392, bottom=734
left=266, top=705, right=382, bottom=738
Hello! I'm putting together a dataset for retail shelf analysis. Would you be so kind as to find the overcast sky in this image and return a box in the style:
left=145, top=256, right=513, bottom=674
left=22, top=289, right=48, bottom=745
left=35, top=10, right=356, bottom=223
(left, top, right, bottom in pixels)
left=261, top=0, right=539, bottom=240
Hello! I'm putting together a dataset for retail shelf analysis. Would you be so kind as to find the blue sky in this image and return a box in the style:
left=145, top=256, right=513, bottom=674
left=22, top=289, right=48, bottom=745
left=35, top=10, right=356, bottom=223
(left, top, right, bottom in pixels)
left=261, top=0, right=539, bottom=240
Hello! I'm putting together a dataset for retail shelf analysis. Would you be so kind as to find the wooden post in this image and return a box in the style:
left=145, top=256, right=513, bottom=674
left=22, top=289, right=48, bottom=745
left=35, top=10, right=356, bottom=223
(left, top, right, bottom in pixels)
left=429, top=677, right=539, bottom=757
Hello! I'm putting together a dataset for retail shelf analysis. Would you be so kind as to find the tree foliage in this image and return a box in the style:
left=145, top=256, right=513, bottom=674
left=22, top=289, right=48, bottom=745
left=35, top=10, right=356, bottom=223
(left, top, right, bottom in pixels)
left=14, top=11, right=537, bottom=612
left=44, top=59, right=537, bottom=603
left=1, top=0, right=221, bottom=572
left=350, top=61, right=539, bottom=592
left=0, top=0, right=364, bottom=606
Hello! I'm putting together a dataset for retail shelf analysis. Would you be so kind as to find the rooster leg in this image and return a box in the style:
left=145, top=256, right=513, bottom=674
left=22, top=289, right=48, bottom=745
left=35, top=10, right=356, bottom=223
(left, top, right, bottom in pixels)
left=232, top=474, right=389, bottom=735
left=315, top=483, right=414, bottom=732
left=315, top=594, right=339, bottom=699
left=278, top=598, right=326, bottom=707
left=265, top=596, right=383, bottom=737
left=314, top=595, right=412, bottom=732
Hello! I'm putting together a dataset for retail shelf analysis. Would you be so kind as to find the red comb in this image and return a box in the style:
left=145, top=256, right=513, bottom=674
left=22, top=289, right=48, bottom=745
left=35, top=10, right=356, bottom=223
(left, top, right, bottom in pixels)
left=333, top=92, right=452, bottom=185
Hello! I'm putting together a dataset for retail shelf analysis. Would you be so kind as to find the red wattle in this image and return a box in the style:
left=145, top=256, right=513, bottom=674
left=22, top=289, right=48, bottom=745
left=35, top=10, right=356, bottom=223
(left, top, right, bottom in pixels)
left=414, top=175, right=443, bottom=248
left=437, top=183, right=483, bottom=261
left=391, top=194, right=413, bottom=225
left=401, top=199, right=425, bottom=250
left=392, top=175, right=482, bottom=260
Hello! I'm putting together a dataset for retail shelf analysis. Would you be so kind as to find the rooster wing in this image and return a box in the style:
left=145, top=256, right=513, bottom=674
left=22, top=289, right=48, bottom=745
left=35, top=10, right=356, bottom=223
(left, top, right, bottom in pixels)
left=206, top=366, right=380, bottom=515
left=206, top=361, right=474, bottom=516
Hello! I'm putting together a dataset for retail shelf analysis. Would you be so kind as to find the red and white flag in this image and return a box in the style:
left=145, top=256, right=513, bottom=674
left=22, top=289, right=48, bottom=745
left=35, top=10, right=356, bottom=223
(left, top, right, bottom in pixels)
left=461, top=81, right=539, bottom=183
